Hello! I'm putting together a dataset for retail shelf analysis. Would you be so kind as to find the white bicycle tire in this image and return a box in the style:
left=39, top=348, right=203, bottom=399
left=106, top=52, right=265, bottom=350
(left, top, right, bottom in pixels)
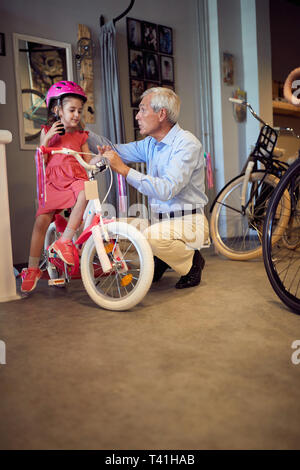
left=81, top=221, right=154, bottom=311
left=44, top=221, right=61, bottom=280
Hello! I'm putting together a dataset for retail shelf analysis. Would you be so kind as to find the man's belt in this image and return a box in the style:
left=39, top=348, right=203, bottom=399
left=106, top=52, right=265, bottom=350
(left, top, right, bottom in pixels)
left=158, top=208, right=199, bottom=220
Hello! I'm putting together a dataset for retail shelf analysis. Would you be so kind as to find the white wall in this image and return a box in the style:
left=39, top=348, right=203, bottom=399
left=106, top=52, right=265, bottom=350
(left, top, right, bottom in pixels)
left=0, top=0, right=201, bottom=264
left=208, top=0, right=272, bottom=192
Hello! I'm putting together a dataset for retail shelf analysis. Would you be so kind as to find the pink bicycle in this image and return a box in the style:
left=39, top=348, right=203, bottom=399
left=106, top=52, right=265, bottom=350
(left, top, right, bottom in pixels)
left=38, top=146, right=154, bottom=311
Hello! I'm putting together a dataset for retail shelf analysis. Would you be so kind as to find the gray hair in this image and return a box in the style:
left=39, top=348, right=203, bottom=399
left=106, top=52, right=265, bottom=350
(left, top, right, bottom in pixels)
left=141, top=87, right=180, bottom=124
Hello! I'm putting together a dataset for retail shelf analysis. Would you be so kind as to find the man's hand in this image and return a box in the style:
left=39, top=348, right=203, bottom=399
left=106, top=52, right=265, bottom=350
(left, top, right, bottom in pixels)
left=103, top=150, right=130, bottom=177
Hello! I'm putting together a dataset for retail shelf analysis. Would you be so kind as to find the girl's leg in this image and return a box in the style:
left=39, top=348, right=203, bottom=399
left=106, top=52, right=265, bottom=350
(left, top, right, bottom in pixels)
left=21, top=212, right=54, bottom=293
left=60, top=190, right=87, bottom=241
left=28, top=212, right=55, bottom=267
left=53, top=191, right=87, bottom=265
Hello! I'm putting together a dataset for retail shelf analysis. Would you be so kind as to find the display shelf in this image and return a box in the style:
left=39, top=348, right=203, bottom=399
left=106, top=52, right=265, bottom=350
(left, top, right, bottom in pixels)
left=273, top=100, right=300, bottom=117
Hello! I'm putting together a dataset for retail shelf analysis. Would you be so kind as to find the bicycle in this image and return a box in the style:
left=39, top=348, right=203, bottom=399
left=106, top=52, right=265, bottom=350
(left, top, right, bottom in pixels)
left=210, top=98, right=293, bottom=260
left=262, top=157, right=300, bottom=314
left=37, top=146, right=154, bottom=311
left=262, top=66, right=300, bottom=314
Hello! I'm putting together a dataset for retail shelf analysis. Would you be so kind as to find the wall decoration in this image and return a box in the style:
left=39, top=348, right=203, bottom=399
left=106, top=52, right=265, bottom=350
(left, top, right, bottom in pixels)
left=0, top=33, right=6, bottom=56
left=223, top=52, right=234, bottom=85
left=158, top=25, right=173, bottom=55
left=134, top=128, right=143, bottom=141
left=144, top=52, right=159, bottom=81
left=77, top=24, right=95, bottom=123
left=160, top=55, right=174, bottom=83
left=127, top=17, right=175, bottom=139
left=145, top=81, right=159, bottom=90
left=127, top=18, right=142, bottom=49
left=141, top=21, right=158, bottom=51
left=133, top=108, right=139, bottom=128
left=130, top=79, right=145, bottom=107
left=129, top=49, right=144, bottom=78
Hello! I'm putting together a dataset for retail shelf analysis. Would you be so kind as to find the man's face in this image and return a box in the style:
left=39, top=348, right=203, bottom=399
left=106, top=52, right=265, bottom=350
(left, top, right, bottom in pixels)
left=136, top=93, right=161, bottom=137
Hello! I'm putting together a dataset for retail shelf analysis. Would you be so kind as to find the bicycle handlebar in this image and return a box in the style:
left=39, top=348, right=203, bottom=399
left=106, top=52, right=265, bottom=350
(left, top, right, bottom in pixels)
left=229, top=97, right=268, bottom=126
left=40, top=146, right=108, bottom=172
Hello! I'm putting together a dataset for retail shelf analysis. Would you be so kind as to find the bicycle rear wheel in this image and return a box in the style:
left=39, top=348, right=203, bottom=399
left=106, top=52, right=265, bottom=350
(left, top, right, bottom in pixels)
left=263, top=160, right=300, bottom=314
left=22, top=88, right=47, bottom=142
left=210, top=171, right=291, bottom=260
left=81, top=222, right=154, bottom=311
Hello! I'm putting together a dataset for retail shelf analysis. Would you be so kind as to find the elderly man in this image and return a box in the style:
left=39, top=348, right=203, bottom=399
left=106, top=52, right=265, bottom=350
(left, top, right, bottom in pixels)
left=103, top=87, right=209, bottom=289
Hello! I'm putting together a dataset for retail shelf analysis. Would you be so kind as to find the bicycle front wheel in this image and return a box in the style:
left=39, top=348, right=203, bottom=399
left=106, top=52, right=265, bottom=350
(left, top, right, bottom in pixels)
left=81, top=222, right=154, bottom=311
left=210, top=171, right=291, bottom=260
left=22, top=88, right=47, bottom=142
left=263, top=160, right=300, bottom=314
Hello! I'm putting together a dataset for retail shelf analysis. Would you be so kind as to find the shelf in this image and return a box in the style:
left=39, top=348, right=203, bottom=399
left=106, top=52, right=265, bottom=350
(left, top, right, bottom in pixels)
left=273, top=100, right=300, bottom=117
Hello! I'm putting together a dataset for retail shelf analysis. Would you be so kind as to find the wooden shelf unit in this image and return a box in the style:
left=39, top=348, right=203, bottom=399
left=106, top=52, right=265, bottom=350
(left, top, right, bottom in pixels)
left=273, top=100, right=300, bottom=117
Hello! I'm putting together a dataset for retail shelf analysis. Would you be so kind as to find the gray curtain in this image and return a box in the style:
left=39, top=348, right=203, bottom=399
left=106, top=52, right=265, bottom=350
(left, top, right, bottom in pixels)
left=97, top=20, right=126, bottom=214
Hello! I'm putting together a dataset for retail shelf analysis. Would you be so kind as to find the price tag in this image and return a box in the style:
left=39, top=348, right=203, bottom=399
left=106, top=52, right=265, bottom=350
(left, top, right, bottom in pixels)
left=84, top=180, right=98, bottom=200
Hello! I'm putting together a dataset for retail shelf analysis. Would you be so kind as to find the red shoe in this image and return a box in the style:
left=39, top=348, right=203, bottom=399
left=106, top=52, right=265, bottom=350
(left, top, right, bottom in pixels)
left=52, top=238, right=75, bottom=265
left=21, top=267, right=42, bottom=293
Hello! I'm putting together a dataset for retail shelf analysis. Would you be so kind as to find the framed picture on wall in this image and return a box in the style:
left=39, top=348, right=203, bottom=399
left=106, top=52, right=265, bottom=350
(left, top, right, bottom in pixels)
left=158, top=25, right=173, bottom=55
left=144, top=52, right=159, bottom=81
left=129, top=49, right=144, bottom=79
left=127, top=18, right=142, bottom=49
left=223, top=52, right=234, bottom=85
left=134, top=128, right=143, bottom=141
left=141, top=21, right=158, bottom=51
left=145, top=81, right=159, bottom=90
left=0, top=33, right=6, bottom=56
left=130, top=79, right=145, bottom=107
left=133, top=108, right=139, bottom=128
left=160, top=55, right=174, bottom=83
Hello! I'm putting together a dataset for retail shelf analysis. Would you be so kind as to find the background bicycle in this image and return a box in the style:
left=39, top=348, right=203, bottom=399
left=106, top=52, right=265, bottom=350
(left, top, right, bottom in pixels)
left=262, top=67, right=300, bottom=314
left=210, top=98, right=293, bottom=261
left=262, top=157, right=300, bottom=314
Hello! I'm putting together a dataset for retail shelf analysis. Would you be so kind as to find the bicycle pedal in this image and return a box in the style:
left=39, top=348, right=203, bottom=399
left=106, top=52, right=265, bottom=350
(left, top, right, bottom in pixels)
left=48, top=278, right=66, bottom=287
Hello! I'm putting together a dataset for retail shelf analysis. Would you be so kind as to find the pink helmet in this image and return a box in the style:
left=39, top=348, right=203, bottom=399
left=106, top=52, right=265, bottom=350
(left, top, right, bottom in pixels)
left=46, top=81, right=87, bottom=107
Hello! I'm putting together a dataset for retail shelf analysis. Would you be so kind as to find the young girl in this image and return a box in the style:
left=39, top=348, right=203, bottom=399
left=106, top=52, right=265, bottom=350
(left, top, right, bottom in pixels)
left=21, top=81, right=99, bottom=293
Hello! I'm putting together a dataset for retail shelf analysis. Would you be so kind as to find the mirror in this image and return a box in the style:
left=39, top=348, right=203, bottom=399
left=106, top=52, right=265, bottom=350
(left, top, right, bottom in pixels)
left=13, top=33, right=73, bottom=150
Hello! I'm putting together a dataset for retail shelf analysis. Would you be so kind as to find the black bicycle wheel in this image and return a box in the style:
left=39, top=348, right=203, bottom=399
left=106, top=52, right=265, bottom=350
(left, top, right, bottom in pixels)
left=263, top=159, right=300, bottom=314
left=22, top=88, right=47, bottom=142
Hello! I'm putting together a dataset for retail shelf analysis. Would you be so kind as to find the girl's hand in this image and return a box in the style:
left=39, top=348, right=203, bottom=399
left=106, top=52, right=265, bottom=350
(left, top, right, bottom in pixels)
left=45, top=121, right=64, bottom=141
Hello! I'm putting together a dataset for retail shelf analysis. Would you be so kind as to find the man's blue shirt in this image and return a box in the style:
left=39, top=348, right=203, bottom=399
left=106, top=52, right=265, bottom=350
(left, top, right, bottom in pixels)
left=116, top=123, right=208, bottom=214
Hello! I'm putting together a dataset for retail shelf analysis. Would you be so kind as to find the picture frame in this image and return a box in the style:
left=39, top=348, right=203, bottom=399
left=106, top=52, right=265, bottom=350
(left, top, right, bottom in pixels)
left=145, top=81, right=159, bottom=91
left=160, top=55, right=174, bottom=83
left=0, top=33, right=6, bottom=56
left=223, top=52, right=234, bottom=85
left=130, top=79, right=145, bottom=107
left=141, top=21, right=158, bottom=51
left=127, top=18, right=142, bottom=49
left=158, top=25, right=173, bottom=55
left=134, top=128, right=143, bottom=141
left=133, top=108, right=139, bottom=128
left=129, top=49, right=144, bottom=79
left=144, top=52, right=160, bottom=82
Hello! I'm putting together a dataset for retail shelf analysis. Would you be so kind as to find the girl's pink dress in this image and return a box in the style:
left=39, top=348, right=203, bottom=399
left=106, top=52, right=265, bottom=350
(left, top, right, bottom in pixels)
left=36, top=127, right=89, bottom=217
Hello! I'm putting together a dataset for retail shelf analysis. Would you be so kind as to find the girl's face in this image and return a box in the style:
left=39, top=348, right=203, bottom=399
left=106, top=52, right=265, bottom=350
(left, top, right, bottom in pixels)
left=59, top=97, right=84, bottom=130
